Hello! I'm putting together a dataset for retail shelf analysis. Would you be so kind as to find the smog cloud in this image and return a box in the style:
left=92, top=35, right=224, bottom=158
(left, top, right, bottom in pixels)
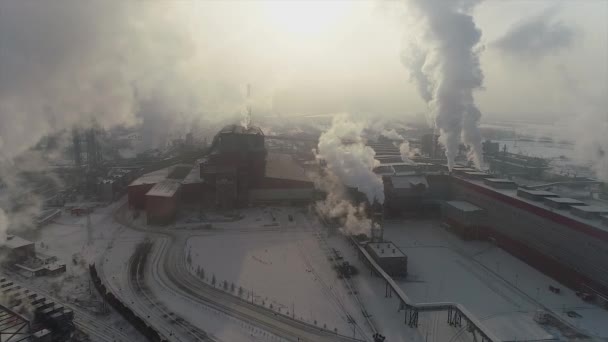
left=493, top=7, right=576, bottom=61
left=400, top=0, right=485, bottom=169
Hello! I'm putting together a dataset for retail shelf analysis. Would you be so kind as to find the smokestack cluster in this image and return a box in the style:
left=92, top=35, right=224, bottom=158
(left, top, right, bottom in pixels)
left=314, top=114, right=384, bottom=236
left=401, top=0, right=485, bottom=170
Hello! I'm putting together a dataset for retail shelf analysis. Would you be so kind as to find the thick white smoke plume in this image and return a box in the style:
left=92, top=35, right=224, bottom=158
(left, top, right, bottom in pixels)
left=401, top=0, right=485, bottom=170
left=399, top=141, right=416, bottom=164
left=314, top=114, right=384, bottom=236
left=380, top=129, right=403, bottom=141
left=317, top=114, right=384, bottom=204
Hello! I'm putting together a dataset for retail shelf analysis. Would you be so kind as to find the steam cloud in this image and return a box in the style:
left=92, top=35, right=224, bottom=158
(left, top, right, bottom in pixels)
left=380, top=129, right=403, bottom=141
left=314, top=114, right=384, bottom=236
left=493, top=7, right=576, bottom=61
left=401, top=0, right=485, bottom=169
left=317, top=114, right=384, bottom=204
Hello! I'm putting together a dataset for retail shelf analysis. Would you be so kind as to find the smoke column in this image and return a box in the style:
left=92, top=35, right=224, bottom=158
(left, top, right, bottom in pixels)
left=314, top=114, right=384, bottom=236
left=317, top=114, right=384, bottom=204
left=401, top=0, right=485, bottom=169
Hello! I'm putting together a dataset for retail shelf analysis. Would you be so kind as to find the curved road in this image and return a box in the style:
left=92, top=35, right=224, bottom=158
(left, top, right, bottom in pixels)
left=110, top=204, right=364, bottom=342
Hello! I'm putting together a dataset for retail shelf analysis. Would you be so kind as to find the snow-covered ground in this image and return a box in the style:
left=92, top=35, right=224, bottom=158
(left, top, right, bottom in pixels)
left=7, top=200, right=147, bottom=342
left=380, top=219, right=608, bottom=341
left=184, top=207, right=371, bottom=339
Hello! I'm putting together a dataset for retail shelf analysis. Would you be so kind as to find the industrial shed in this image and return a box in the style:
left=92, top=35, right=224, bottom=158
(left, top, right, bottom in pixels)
left=146, top=180, right=181, bottom=225
left=517, top=188, right=559, bottom=202
left=0, top=235, right=36, bottom=263
left=365, top=241, right=407, bottom=277
left=127, top=168, right=169, bottom=210
left=571, top=205, right=608, bottom=220
left=249, top=153, right=313, bottom=204
left=483, top=178, right=517, bottom=190
left=443, top=201, right=485, bottom=240
left=544, top=197, right=587, bottom=210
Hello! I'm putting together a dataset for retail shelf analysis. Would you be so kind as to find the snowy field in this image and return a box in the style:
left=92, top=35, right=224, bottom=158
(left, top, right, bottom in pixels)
left=185, top=207, right=370, bottom=338
left=382, top=219, right=608, bottom=340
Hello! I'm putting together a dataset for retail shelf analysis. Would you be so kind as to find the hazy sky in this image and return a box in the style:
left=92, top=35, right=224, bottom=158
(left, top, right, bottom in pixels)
left=0, top=0, right=606, bottom=158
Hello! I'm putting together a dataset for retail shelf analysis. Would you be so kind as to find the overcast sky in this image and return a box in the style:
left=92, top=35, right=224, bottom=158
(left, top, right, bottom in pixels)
left=0, top=0, right=606, bottom=158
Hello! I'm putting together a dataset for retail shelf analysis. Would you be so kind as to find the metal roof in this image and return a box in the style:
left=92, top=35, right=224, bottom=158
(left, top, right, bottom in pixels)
left=571, top=205, right=608, bottom=213
left=2, top=235, right=34, bottom=250
left=367, top=242, right=406, bottom=258
left=391, top=175, right=428, bottom=189
left=484, top=178, right=515, bottom=183
left=264, top=153, right=311, bottom=183
left=146, top=180, right=181, bottom=198
left=544, top=197, right=587, bottom=205
left=517, top=188, right=558, bottom=197
left=446, top=200, right=484, bottom=212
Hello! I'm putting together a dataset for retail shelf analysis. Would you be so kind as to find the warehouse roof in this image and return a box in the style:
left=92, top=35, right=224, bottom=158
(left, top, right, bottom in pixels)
left=517, top=188, right=558, bottom=197
left=264, top=153, right=311, bottom=183
left=571, top=205, right=608, bottom=213
left=544, top=197, right=587, bottom=205
left=146, top=180, right=181, bottom=198
left=367, top=242, right=406, bottom=258
left=391, top=175, right=428, bottom=189
left=485, top=178, right=515, bottom=183
left=129, top=168, right=168, bottom=186
left=446, top=200, right=484, bottom=212
left=3, top=235, right=34, bottom=249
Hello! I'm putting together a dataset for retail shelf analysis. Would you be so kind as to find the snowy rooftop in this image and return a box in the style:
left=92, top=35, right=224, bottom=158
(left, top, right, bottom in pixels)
left=570, top=205, right=608, bottom=213
left=454, top=176, right=608, bottom=236
left=264, top=153, right=311, bottom=183
left=181, top=165, right=202, bottom=184
left=391, top=175, right=428, bottom=189
left=367, top=242, right=406, bottom=258
left=3, top=235, right=34, bottom=249
left=484, top=178, right=515, bottom=183
left=544, top=197, right=587, bottom=205
left=517, top=188, right=558, bottom=197
left=146, top=180, right=181, bottom=197
left=129, top=168, right=168, bottom=186
left=446, top=200, right=483, bottom=212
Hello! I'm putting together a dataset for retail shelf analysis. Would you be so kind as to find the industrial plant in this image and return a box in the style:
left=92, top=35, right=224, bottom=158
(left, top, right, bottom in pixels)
left=1, top=1, right=607, bottom=342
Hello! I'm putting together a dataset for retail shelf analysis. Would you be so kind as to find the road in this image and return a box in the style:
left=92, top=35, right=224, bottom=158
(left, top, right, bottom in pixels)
left=107, top=204, right=364, bottom=342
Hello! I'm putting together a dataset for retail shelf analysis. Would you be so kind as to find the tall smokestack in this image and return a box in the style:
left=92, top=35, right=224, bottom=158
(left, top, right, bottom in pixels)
left=401, top=0, right=485, bottom=170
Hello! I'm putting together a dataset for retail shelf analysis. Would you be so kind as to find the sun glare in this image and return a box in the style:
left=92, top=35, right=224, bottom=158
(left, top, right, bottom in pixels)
left=263, top=1, right=351, bottom=37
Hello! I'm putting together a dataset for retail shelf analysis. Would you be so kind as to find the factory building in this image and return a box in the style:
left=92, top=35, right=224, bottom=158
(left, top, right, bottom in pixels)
left=450, top=175, right=608, bottom=297
left=365, top=241, right=408, bottom=277
left=145, top=180, right=181, bottom=225
left=249, top=153, right=314, bottom=205
left=127, top=123, right=313, bottom=224
left=485, top=150, right=550, bottom=179
left=442, top=201, right=485, bottom=240
left=0, top=235, right=35, bottom=264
